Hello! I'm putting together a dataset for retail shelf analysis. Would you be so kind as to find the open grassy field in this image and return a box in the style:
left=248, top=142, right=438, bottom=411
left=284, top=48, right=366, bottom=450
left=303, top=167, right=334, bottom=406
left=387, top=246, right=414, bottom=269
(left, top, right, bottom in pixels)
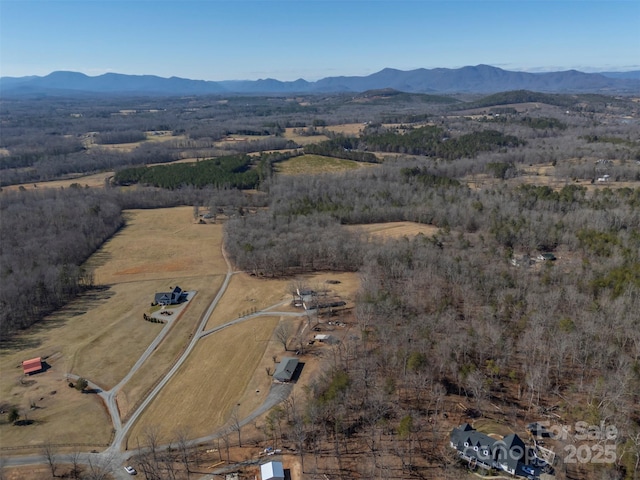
left=86, top=207, right=226, bottom=284
left=0, top=207, right=225, bottom=450
left=345, top=221, right=442, bottom=240
left=204, top=273, right=291, bottom=331
left=282, top=128, right=330, bottom=145
left=275, top=154, right=372, bottom=176
left=324, top=123, right=365, bottom=136
left=117, top=275, right=224, bottom=419
left=126, top=316, right=281, bottom=445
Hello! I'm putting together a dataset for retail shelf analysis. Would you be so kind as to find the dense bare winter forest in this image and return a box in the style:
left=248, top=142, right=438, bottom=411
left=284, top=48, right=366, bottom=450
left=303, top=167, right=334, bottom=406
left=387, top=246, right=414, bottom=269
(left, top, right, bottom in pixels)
left=1, top=90, right=640, bottom=479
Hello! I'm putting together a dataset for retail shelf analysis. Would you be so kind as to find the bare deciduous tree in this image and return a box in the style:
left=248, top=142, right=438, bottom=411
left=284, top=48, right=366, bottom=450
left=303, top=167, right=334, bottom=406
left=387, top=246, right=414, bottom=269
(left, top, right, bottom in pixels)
left=42, top=441, right=57, bottom=478
left=274, top=321, right=292, bottom=351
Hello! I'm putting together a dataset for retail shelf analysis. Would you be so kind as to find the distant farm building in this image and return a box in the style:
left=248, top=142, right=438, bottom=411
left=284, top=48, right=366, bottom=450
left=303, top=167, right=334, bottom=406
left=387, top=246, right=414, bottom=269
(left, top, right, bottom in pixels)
left=154, top=286, right=186, bottom=306
left=260, top=461, right=285, bottom=480
left=22, top=357, right=43, bottom=375
left=273, top=357, right=299, bottom=382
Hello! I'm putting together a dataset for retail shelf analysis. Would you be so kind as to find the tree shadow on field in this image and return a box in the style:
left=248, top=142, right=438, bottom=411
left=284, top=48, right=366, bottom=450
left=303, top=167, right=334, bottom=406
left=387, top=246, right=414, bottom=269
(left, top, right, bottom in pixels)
left=84, top=247, right=112, bottom=271
left=0, top=286, right=114, bottom=354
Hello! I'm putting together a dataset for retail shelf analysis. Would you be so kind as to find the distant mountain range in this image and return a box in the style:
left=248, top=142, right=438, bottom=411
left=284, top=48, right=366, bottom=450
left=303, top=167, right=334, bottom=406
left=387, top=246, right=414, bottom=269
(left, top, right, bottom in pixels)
left=2, top=65, right=639, bottom=97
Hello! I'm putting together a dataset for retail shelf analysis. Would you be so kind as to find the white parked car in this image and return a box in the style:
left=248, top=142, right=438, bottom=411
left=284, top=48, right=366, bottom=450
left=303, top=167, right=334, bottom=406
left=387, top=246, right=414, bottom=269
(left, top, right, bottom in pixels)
left=124, top=466, right=137, bottom=475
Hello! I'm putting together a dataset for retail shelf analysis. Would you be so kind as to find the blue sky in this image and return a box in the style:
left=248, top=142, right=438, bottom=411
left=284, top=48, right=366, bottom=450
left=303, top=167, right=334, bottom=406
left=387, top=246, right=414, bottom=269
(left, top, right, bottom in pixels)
left=1, top=0, right=638, bottom=80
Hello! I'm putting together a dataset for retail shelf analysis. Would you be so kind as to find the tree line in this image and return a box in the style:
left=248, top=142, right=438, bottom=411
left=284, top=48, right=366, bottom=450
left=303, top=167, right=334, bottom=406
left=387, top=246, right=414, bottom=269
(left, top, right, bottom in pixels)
left=0, top=188, right=124, bottom=339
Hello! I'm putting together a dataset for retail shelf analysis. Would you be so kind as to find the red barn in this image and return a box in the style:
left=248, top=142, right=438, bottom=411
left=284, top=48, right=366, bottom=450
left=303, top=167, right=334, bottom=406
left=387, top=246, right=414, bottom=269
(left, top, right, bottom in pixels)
left=22, top=357, right=43, bottom=375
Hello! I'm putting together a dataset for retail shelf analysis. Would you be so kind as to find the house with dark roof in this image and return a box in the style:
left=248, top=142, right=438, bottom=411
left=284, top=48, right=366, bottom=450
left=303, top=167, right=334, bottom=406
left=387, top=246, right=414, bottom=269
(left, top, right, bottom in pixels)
left=273, top=357, right=299, bottom=382
left=154, top=286, right=186, bottom=306
left=450, top=424, right=539, bottom=479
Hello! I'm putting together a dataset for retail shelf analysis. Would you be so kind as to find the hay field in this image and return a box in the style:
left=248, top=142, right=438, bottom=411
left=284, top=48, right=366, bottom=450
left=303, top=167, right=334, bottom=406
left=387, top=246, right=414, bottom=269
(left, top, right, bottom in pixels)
left=0, top=369, right=112, bottom=449
left=131, top=269, right=361, bottom=445
left=283, top=128, right=330, bottom=145
left=275, top=154, right=369, bottom=176
left=324, top=123, right=364, bottom=136
left=345, top=221, right=441, bottom=239
left=464, top=160, right=640, bottom=193
left=126, top=316, right=281, bottom=445
left=0, top=207, right=225, bottom=450
left=86, top=207, right=226, bottom=285
left=1, top=171, right=114, bottom=192
left=204, top=273, right=291, bottom=331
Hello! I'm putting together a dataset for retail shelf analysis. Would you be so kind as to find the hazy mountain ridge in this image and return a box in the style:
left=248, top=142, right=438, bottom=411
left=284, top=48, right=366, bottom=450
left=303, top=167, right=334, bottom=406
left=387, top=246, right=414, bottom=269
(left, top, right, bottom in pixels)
left=2, top=65, right=639, bottom=96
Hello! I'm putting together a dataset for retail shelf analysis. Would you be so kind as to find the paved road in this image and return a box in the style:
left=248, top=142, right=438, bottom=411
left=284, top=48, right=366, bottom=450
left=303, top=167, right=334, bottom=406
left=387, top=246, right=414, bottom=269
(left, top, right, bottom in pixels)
left=2, top=245, right=296, bottom=479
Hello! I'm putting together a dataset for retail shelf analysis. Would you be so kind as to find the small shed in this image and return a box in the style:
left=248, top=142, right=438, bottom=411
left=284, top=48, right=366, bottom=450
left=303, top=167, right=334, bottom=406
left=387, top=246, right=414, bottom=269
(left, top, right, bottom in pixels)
left=22, top=357, right=43, bottom=375
left=273, top=357, right=299, bottom=382
left=260, top=461, right=284, bottom=480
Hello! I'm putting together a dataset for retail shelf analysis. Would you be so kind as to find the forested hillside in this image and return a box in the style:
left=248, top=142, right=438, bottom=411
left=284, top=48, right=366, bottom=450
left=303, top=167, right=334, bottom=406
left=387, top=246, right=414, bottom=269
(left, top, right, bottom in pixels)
left=0, top=188, right=123, bottom=338
left=1, top=90, right=639, bottom=479
left=225, top=160, right=640, bottom=479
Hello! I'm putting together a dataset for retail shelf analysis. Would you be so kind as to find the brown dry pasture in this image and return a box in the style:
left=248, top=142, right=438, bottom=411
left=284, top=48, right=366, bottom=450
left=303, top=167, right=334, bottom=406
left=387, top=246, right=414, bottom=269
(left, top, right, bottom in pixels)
left=283, top=123, right=364, bottom=145
left=275, top=154, right=371, bottom=176
left=1, top=171, right=114, bottom=192
left=0, top=361, right=112, bottom=449
left=130, top=269, right=360, bottom=446
left=0, top=207, right=225, bottom=451
left=204, top=273, right=291, bottom=331
left=345, top=221, right=442, bottom=240
left=116, top=276, right=223, bottom=420
left=283, top=127, right=330, bottom=145
left=86, top=207, right=227, bottom=285
left=324, top=123, right=365, bottom=136
left=126, top=316, right=281, bottom=445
